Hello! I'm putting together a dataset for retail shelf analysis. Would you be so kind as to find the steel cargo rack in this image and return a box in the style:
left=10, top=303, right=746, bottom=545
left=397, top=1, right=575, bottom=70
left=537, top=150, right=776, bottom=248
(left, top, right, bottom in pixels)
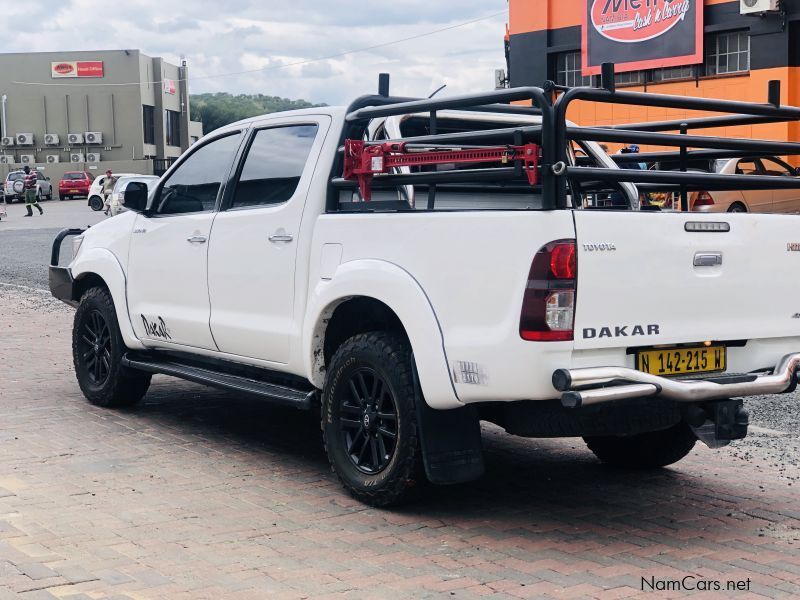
left=329, top=67, right=800, bottom=212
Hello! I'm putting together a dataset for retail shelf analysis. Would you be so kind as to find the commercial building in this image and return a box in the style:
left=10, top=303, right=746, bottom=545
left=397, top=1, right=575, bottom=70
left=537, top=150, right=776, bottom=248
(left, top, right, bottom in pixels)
left=507, top=0, right=800, bottom=158
left=0, top=49, right=203, bottom=182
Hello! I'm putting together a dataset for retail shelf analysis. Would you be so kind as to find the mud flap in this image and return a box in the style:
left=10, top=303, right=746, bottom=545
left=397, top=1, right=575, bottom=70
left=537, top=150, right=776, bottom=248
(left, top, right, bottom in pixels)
left=412, top=362, right=485, bottom=485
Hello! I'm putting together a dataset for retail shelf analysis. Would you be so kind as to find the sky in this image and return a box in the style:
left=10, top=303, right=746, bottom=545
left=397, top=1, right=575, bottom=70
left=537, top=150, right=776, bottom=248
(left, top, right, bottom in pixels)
left=2, top=1, right=509, bottom=105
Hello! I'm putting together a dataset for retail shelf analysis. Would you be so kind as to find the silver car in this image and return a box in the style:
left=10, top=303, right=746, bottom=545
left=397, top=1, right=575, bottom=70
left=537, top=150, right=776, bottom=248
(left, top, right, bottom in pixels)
left=3, top=170, right=53, bottom=203
left=693, top=157, right=800, bottom=213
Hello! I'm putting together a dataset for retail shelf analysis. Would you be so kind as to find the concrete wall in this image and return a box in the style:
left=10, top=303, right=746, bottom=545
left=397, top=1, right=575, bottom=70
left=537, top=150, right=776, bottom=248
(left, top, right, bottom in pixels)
left=0, top=49, right=195, bottom=170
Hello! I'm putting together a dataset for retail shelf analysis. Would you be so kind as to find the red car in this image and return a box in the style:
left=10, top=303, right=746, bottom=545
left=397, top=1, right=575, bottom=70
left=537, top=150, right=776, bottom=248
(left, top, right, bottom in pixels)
left=58, top=171, right=94, bottom=200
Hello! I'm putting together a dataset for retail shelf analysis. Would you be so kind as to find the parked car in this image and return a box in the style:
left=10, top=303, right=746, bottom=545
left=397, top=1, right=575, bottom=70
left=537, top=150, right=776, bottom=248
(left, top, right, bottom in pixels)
left=689, top=156, right=800, bottom=213
left=87, top=172, right=138, bottom=211
left=107, top=175, right=160, bottom=216
left=653, top=156, right=800, bottom=212
left=48, top=85, right=800, bottom=507
left=58, top=171, right=95, bottom=200
left=4, top=169, right=53, bottom=203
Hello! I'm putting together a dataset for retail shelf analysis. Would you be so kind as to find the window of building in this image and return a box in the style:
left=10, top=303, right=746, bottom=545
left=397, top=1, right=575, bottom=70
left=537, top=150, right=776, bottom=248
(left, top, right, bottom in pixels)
left=705, top=31, right=750, bottom=76
left=155, top=132, right=243, bottom=215
left=143, top=105, right=155, bottom=145
left=165, top=109, right=181, bottom=147
left=231, top=124, right=319, bottom=209
left=652, top=65, right=695, bottom=82
left=555, top=51, right=591, bottom=87
left=614, top=70, right=645, bottom=86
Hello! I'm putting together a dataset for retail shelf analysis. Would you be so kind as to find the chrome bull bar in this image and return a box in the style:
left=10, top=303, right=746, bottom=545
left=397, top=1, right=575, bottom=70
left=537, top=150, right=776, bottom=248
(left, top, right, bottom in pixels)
left=553, top=353, right=800, bottom=409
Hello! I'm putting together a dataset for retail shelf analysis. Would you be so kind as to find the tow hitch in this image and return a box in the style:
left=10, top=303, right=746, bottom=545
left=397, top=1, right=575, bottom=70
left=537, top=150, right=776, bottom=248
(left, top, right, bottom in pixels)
left=684, top=399, right=749, bottom=448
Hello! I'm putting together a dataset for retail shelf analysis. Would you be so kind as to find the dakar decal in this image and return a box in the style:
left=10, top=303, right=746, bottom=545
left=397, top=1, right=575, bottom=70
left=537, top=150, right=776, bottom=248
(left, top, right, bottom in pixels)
left=141, top=315, right=172, bottom=340
left=590, top=0, right=691, bottom=44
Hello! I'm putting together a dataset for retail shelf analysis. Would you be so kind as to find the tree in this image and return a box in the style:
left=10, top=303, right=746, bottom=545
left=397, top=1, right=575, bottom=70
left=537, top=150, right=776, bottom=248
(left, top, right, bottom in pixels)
left=190, top=93, right=326, bottom=133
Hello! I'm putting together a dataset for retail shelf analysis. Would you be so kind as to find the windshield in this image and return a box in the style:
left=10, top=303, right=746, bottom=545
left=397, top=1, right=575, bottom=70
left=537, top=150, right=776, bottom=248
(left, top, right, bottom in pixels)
left=63, top=173, right=86, bottom=180
left=7, top=173, right=23, bottom=181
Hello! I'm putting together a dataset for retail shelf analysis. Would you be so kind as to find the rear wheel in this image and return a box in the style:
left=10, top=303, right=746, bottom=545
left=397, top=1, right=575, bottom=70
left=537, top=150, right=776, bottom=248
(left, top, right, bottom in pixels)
left=73, top=287, right=150, bottom=408
left=583, top=422, right=697, bottom=469
left=728, top=202, right=747, bottom=213
left=89, top=196, right=103, bottom=211
left=322, top=332, right=423, bottom=507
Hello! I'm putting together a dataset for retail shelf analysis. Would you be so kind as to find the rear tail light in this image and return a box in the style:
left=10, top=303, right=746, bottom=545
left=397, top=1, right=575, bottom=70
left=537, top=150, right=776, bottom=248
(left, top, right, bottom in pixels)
left=520, top=240, right=577, bottom=342
left=691, top=191, right=715, bottom=209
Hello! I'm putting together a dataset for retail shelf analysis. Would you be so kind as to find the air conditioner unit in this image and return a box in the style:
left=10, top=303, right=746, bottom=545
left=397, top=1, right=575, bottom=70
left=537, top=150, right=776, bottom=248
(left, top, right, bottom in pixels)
left=85, top=132, right=103, bottom=144
left=44, top=133, right=60, bottom=146
left=740, top=0, right=780, bottom=14
left=0, top=155, right=14, bottom=164
left=46, top=155, right=60, bottom=164
left=19, top=154, right=35, bottom=165
left=86, top=152, right=101, bottom=163
left=1, top=136, right=14, bottom=147
left=15, top=133, right=33, bottom=146
left=70, top=153, right=85, bottom=163
left=67, top=133, right=84, bottom=145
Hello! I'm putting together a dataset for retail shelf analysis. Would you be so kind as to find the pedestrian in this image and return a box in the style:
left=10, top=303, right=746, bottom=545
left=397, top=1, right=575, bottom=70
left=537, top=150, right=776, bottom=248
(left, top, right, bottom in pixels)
left=22, top=165, right=43, bottom=217
left=102, top=170, right=115, bottom=216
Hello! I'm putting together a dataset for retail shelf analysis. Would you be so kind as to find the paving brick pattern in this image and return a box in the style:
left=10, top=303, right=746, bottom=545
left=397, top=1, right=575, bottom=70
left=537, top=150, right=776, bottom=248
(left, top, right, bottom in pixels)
left=1, top=289, right=799, bottom=599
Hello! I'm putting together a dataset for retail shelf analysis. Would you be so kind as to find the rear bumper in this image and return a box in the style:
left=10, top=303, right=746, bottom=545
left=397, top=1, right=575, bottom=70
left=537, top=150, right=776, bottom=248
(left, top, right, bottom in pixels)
left=553, top=353, right=800, bottom=408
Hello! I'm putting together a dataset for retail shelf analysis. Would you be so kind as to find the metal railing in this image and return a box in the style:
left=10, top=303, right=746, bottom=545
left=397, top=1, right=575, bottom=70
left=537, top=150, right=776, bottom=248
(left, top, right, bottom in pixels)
left=329, top=67, right=800, bottom=212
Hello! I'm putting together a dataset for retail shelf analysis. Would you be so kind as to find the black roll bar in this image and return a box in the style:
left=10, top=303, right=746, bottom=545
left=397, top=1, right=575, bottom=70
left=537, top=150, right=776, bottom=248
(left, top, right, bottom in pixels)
left=330, top=68, right=800, bottom=213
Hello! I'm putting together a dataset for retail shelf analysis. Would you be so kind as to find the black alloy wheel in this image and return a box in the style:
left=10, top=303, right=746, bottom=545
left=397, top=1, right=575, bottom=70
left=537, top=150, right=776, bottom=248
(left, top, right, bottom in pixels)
left=78, top=309, right=112, bottom=386
left=322, top=332, right=423, bottom=506
left=72, top=286, right=150, bottom=408
left=338, top=367, right=399, bottom=475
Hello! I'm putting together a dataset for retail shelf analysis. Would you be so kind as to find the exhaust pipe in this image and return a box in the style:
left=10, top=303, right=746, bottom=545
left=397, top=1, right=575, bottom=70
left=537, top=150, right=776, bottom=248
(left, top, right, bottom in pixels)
left=554, top=353, right=800, bottom=408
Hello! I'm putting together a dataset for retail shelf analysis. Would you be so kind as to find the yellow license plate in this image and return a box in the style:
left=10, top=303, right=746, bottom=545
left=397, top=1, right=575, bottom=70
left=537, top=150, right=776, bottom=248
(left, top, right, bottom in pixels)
left=637, top=345, right=726, bottom=376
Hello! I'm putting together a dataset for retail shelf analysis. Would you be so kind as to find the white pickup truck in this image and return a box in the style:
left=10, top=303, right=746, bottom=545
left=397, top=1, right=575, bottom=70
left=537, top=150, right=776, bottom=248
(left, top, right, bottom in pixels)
left=50, top=80, right=800, bottom=506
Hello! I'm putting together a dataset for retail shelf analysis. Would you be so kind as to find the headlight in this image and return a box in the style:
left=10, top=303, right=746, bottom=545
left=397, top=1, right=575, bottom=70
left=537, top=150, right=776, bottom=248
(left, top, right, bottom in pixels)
left=72, top=235, right=84, bottom=260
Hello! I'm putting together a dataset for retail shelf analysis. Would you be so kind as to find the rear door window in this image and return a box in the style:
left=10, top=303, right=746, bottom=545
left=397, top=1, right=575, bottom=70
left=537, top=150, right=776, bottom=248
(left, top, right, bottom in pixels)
left=231, top=124, right=319, bottom=209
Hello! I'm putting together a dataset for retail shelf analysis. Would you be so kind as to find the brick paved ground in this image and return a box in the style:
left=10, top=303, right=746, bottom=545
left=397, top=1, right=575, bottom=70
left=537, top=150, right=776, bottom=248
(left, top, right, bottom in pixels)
left=1, top=286, right=799, bottom=599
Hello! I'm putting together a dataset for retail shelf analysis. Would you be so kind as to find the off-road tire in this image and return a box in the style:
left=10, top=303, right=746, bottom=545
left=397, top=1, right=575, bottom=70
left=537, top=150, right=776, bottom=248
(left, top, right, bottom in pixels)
left=89, top=196, right=104, bottom=211
left=584, top=422, right=697, bottom=469
left=73, top=286, right=150, bottom=408
left=322, top=332, right=423, bottom=507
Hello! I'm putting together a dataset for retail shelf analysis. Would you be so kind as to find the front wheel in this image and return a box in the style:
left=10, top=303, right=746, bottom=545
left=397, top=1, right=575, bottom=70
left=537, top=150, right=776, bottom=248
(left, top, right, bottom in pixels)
left=73, top=286, right=151, bottom=408
left=322, top=332, right=423, bottom=507
left=89, top=196, right=104, bottom=211
left=584, top=422, right=697, bottom=469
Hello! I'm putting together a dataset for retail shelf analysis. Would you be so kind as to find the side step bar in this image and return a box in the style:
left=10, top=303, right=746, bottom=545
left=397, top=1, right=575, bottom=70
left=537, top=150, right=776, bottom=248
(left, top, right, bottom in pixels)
left=553, top=352, right=800, bottom=408
left=122, top=355, right=315, bottom=410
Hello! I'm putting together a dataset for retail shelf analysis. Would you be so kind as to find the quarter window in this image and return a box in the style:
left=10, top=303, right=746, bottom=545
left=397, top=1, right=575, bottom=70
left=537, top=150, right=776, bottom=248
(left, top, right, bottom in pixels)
left=231, top=124, right=319, bottom=209
left=155, top=132, right=243, bottom=215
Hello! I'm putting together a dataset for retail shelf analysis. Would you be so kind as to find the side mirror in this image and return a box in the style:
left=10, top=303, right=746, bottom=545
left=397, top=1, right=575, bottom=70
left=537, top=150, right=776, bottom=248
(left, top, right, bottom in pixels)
left=123, top=182, right=149, bottom=213
left=794, top=167, right=800, bottom=177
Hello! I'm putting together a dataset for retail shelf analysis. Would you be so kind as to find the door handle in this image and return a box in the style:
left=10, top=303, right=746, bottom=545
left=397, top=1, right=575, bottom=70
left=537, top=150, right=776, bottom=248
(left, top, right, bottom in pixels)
left=269, top=233, right=294, bottom=243
left=694, top=252, right=722, bottom=267
left=187, top=235, right=208, bottom=244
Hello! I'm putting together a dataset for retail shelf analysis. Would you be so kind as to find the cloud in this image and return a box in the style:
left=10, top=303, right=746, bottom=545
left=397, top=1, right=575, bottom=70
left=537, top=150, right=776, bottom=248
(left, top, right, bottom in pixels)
left=0, top=0, right=508, bottom=106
